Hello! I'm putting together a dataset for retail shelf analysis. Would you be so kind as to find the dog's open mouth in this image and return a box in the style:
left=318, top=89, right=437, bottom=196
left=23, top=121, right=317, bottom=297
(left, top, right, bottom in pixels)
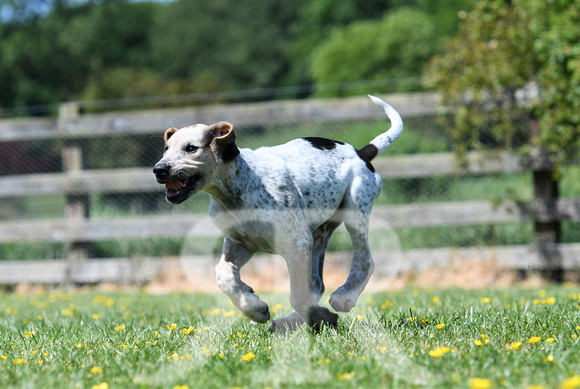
left=163, top=174, right=203, bottom=204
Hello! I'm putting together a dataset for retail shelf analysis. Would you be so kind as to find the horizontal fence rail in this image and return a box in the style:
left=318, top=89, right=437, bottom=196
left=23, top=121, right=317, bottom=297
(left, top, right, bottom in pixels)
left=1, top=199, right=579, bottom=244
left=0, top=150, right=553, bottom=198
left=0, top=92, right=440, bottom=141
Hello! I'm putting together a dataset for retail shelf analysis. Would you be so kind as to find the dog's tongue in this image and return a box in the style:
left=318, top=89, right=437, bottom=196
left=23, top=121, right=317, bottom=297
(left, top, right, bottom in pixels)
left=165, top=181, right=185, bottom=190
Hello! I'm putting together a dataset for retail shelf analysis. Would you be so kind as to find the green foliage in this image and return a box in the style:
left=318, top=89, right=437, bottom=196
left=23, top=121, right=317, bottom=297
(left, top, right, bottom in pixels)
left=529, top=1, right=580, bottom=166
left=425, top=0, right=580, bottom=166
left=310, top=8, right=437, bottom=95
left=148, top=0, right=307, bottom=93
left=0, top=0, right=474, bottom=109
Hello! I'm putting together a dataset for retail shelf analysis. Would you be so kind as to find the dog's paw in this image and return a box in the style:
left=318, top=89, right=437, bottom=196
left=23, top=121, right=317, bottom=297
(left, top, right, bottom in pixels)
left=239, top=293, right=270, bottom=323
left=329, top=289, right=356, bottom=313
left=269, top=311, right=305, bottom=334
left=307, top=306, right=338, bottom=332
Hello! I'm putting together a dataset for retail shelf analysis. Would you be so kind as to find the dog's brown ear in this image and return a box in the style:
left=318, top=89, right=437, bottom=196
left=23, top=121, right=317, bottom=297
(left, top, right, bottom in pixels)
left=209, top=121, right=239, bottom=165
left=164, top=127, right=178, bottom=143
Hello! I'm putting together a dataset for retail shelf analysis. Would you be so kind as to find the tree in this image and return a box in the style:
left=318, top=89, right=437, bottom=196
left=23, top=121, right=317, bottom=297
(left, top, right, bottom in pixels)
left=425, top=0, right=580, bottom=167
left=310, top=7, right=438, bottom=95
left=149, top=0, right=308, bottom=94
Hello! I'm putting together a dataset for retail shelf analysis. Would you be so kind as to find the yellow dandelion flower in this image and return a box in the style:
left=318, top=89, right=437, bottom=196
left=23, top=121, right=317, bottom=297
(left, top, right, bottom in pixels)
left=114, top=324, right=126, bottom=332
left=470, top=377, right=493, bottom=389
left=12, top=359, right=28, bottom=364
left=561, top=375, right=580, bottom=389
left=241, top=351, right=255, bottom=362
left=381, top=299, right=394, bottom=309
left=543, top=355, right=554, bottom=363
left=475, top=339, right=489, bottom=346
left=173, top=386, right=189, bottom=389
left=357, top=315, right=365, bottom=321
left=90, top=366, right=103, bottom=374
left=61, top=308, right=73, bottom=316
left=181, top=326, right=194, bottom=335
left=432, top=297, right=440, bottom=303
left=508, top=341, right=522, bottom=350
left=23, top=331, right=35, bottom=338
left=92, top=314, right=101, bottom=319
left=527, top=337, right=542, bottom=344
left=546, top=297, right=556, bottom=305
left=166, top=323, right=177, bottom=330
left=572, top=334, right=578, bottom=339
left=1, top=355, right=8, bottom=360
left=271, top=303, right=283, bottom=313
left=338, top=372, right=355, bottom=381
left=37, top=360, right=43, bottom=365
left=479, top=297, right=491, bottom=304
left=546, top=337, right=555, bottom=343
left=223, top=311, right=236, bottom=317
left=91, top=383, right=109, bottom=389
left=429, top=346, right=450, bottom=358
left=526, top=385, right=545, bottom=389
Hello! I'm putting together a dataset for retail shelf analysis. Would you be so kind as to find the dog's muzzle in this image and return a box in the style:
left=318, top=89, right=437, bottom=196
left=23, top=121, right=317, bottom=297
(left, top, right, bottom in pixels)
left=153, top=162, right=203, bottom=204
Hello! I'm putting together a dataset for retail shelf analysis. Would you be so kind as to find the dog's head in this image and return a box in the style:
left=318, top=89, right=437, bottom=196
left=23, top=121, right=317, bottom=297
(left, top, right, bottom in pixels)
left=153, top=121, right=239, bottom=204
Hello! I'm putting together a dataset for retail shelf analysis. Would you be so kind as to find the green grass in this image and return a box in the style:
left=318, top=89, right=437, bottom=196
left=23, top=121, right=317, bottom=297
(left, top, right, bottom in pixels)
left=1, top=287, right=579, bottom=388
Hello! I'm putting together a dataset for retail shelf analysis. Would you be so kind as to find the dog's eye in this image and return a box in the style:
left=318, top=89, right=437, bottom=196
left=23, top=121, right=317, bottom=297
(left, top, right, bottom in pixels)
left=185, top=144, right=198, bottom=153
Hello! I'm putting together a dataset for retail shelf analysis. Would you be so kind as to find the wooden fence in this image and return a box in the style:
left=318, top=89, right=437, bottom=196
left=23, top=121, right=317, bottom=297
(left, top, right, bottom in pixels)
left=0, top=92, right=579, bottom=285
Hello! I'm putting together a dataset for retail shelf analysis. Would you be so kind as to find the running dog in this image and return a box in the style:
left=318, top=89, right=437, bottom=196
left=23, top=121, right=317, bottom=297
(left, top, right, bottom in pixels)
left=153, top=95, right=403, bottom=332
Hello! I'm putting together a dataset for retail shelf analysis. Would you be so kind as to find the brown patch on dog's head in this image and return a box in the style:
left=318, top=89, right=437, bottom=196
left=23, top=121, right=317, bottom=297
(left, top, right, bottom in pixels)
left=208, top=121, right=239, bottom=165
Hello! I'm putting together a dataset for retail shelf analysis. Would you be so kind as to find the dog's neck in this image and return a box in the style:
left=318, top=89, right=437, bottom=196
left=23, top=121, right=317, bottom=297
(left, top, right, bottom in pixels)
left=203, top=155, right=253, bottom=209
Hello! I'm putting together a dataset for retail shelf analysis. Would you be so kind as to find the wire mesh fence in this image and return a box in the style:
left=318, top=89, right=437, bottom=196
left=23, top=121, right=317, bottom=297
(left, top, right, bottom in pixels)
left=0, top=94, right=578, bottom=285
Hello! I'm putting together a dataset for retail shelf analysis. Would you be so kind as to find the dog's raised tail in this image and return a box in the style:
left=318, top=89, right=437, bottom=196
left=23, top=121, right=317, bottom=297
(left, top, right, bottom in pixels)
left=363, top=94, right=403, bottom=158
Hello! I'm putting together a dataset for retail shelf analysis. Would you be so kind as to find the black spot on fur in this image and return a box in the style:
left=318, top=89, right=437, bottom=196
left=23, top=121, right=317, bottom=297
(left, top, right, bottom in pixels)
left=357, top=144, right=379, bottom=172
left=303, top=137, right=344, bottom=151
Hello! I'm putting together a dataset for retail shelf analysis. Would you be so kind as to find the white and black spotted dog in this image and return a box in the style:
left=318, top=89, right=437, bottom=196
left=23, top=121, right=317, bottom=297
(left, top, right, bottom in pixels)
left=153, top=95, right=403, bottom=332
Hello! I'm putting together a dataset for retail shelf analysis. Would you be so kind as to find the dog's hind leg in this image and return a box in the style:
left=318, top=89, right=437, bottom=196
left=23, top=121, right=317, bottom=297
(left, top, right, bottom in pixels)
left=311, top=221, right=341, bottom=301
left=329, top=187, right=377, bottom=313
left=270, top=221, right=340, bottom=333
left=270, top=233, right=338, bottom=332
left=215, top=239, right=270, bottom=323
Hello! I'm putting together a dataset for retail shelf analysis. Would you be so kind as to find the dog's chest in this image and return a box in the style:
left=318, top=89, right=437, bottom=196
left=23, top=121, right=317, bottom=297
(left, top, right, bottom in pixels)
left=209, top=206, right=277, bottom=253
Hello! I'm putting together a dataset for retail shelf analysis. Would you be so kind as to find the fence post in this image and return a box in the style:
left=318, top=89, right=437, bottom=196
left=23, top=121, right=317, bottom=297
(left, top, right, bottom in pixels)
left=533, top=167, right=562, bottom=282
left=60, top=102, right=92, bottom=285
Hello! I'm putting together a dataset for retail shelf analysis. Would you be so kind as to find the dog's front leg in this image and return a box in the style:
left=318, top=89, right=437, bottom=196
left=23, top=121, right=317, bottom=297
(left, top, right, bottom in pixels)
left=215, top=239, right=270, bottom=323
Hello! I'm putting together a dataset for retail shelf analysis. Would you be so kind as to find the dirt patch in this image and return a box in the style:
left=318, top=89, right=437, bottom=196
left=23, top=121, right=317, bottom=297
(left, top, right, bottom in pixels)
left=145, top=253, right=570, bottom=294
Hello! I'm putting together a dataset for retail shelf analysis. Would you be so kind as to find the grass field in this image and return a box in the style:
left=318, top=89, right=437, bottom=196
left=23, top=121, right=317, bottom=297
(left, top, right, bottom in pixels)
left=1, top=287, right=579, bottom=388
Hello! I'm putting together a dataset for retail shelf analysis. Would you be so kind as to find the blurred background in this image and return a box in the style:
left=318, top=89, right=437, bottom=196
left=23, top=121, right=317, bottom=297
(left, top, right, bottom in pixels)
left=0, top=0, right=578, bottom=290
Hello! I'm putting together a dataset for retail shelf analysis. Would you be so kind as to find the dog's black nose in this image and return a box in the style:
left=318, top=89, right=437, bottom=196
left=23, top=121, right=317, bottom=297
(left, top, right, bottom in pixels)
left=153, top=162, right=170, bottom=177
